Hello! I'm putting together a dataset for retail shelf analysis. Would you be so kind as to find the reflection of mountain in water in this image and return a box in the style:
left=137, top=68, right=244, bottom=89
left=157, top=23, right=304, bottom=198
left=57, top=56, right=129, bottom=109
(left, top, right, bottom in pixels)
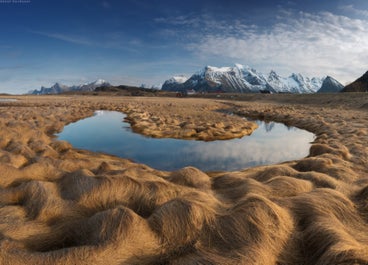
left=286, top=125, right=296, bottom=131
left=264, top=122, right=275, bottom=132
left=257, top=121, right=296, bottom=133
left=255, top=121, right=275, bottom=133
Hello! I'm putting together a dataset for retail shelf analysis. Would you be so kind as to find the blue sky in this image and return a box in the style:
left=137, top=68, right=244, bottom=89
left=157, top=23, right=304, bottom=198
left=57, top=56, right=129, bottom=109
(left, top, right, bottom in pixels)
left=1, top=0, right=368, bottom=93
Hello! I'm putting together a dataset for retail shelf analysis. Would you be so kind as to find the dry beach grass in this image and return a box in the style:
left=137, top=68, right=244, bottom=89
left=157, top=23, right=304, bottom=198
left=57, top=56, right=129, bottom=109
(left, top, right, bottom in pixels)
left=0, top=93, right=367, bottom=264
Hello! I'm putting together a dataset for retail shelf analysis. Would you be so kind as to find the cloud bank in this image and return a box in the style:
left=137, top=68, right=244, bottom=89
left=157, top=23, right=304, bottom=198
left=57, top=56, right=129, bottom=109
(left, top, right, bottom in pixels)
left=159, top=10, right=368, bottom=83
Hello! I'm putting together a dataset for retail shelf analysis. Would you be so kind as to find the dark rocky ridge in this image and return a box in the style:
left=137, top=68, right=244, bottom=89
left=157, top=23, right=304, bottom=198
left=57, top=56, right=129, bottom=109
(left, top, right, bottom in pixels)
left=317, top=76, right=344, bottom=93
left=342, top=71, right=368, bottom=92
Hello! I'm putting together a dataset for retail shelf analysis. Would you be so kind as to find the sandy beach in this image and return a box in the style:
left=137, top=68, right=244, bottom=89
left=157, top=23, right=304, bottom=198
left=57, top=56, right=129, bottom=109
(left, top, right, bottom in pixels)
left=0, top=94, right=367, bottom=264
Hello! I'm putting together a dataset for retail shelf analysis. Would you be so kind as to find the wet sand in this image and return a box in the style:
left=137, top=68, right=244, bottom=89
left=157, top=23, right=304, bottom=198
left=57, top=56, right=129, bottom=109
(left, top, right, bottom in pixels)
left=0, top=94, right=367, bottom=264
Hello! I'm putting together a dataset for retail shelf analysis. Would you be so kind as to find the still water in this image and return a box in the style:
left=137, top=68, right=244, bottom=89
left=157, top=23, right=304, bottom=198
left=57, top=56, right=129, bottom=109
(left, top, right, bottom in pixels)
left=0, top=98, right=17, bottom=102
left=57, top=111, right=315, bottom=171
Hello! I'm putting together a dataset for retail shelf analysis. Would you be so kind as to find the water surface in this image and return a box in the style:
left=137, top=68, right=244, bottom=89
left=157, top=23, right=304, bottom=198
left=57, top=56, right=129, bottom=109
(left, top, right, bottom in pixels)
left=57, top=111, right=315, bottom=171
left=0, top=98, right=17, bottom=102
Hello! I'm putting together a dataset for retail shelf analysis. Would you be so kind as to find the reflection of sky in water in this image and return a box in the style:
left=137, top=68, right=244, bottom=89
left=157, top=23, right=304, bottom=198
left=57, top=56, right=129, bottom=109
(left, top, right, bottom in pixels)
left=57, top=111, right=315, bottom=171
left=0, top=98, right=17, bottom=102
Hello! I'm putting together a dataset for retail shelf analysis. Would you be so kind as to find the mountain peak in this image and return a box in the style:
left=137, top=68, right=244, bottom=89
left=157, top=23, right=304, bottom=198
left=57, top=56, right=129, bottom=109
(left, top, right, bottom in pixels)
left=93, top=79, right=108, bottom=85
left=235, top=63, right=251, bottom=70
left=206, top=65, right=233, bottom=73
left=317, top=76, right=343, bottom=93
left=269, top=70, right=277, bottom=75
left=172, top=75, right=188, bottom=83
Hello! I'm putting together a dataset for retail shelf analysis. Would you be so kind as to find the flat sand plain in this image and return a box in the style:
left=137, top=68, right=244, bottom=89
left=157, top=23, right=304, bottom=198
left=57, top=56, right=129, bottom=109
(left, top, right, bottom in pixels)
left=0, top=93, right=367, bottom=264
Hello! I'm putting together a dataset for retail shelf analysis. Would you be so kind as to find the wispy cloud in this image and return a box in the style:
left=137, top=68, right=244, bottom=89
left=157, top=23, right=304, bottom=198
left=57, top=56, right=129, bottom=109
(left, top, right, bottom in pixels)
left=155, top=13, right=256, bottom=36
left=30, top=30, right=141, bottom=53
left=160, top=11, right=368, bottom=83
left=30, top=30, right=94, bottom=46
left=154, top=14, right=201, bottom=27
left=340, top=4, right=368, bottom=17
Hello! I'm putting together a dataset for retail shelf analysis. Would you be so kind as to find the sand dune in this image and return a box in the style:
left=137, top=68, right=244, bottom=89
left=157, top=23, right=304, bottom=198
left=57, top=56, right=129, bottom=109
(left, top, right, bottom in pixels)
left=0, top=94, right=367, bottom=264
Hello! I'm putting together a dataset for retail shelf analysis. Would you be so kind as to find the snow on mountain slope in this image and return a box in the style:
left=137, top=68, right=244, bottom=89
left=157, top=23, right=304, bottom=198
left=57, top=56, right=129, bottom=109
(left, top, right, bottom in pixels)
left=184, top=65, right=254, bottom=93
left=162, top=64, right=337, bottom=94
left=267, top=72, right=323, bottom=93
left=164, top=75, right=188, bottom=84
left=78, top=79, right=111, bottom=92
left=161, top=75, right=188, bottom=91
left=92, top=79, right=108, bottom=86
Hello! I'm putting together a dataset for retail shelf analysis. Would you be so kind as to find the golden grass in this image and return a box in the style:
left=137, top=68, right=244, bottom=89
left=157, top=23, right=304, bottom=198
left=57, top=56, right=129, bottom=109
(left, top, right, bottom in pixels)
left=0, top=94, right=367, bottom=264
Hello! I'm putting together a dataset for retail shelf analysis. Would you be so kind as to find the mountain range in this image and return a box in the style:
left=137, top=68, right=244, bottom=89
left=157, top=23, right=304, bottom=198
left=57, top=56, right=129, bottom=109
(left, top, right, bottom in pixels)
left=162, top=64, right=343, bottom=94
left=29, top=65, right=351, bottom=95
left=30, top=79, right=111, bottom=95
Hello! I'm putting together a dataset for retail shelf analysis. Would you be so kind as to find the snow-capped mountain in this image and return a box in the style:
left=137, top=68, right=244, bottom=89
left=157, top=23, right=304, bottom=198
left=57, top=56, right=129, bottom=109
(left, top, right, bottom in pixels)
left=162, top=64, right=340, bottom=94
left=182, top=65, right=261, bottom=93
left=317, top=76, right=344, bottom=93
left=31, top=79, right=111, bottom=95
left=161, top=75, right=188, bottom=91
left=267, top=72, right=323, bottom=93
left=78, top=79, right=110, bottom=92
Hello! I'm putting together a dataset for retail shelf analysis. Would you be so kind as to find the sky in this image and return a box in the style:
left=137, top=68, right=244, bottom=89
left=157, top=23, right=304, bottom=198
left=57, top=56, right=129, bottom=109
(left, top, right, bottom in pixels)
left=1, top=0, right=368, bottom=94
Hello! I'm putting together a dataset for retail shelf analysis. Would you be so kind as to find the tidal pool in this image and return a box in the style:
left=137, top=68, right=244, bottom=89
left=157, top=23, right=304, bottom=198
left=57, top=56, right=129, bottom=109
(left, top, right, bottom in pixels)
left=57, top=110, right=315, bottom=171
